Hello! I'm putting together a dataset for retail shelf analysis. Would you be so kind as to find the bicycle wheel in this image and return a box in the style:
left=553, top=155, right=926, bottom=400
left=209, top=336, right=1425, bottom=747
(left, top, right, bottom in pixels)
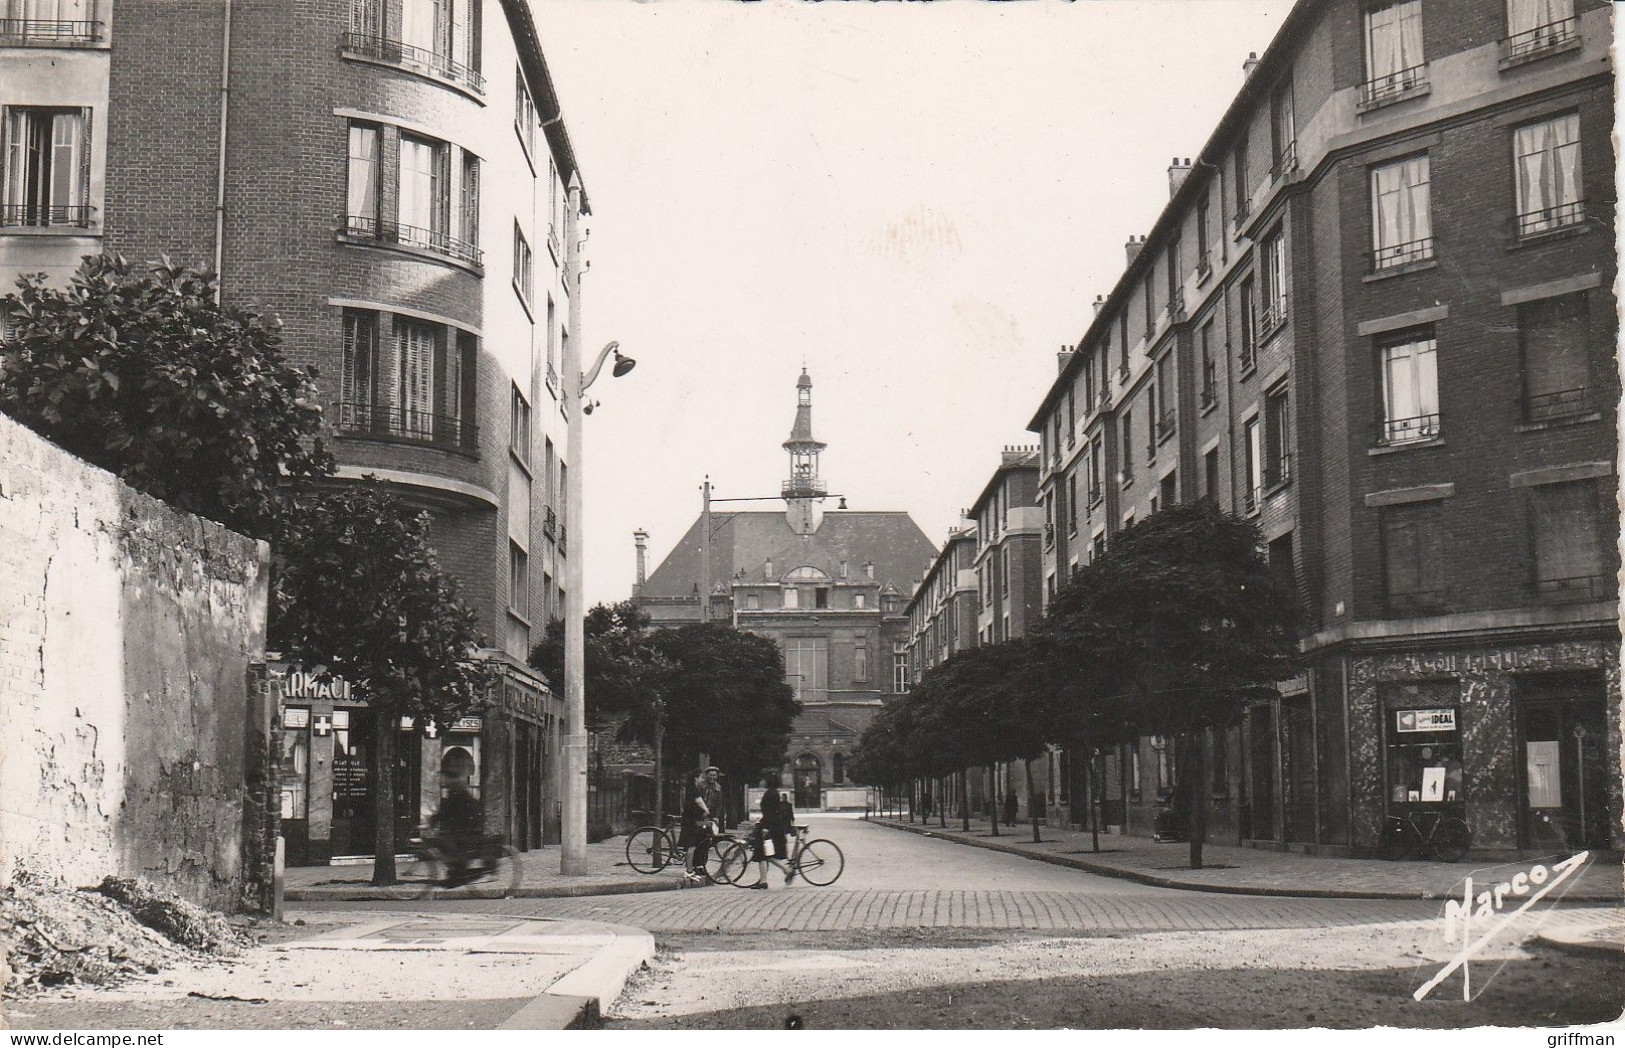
left=794, top=839, right=844, bottom=886
left=697, top=837, right=734, bottom=882
left=715, top=840, right=751, bottom=886
left=1431, top=818, right=1473, bottom=863
left=626, top=826, right=671, bottom=874
left=397, top=850, right=443, bottom=899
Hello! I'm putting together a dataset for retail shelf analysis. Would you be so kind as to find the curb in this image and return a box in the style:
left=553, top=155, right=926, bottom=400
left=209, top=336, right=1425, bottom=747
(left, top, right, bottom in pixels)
left=499, top=925, right=657, bottom=1030
left=286, top=878, right=683, bottom=903
left=874, top=819, right=1618, bottom=903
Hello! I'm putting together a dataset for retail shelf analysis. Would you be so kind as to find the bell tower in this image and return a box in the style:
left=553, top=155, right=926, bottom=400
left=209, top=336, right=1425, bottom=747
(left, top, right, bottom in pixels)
left=782, top=369, right=827, bottom=535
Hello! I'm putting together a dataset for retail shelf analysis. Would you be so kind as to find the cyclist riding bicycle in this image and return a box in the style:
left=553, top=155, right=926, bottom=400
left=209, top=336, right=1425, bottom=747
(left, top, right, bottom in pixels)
left=429, top=749, right=484, bottom=887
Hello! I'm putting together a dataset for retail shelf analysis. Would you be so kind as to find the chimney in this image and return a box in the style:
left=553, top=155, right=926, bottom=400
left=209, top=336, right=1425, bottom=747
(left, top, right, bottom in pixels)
left=1125, top=234, right=1146, bottom=265
left=1243, top=51, right=1260, bottom=78
left=1168, top=157, right=1193, bottom=198
left=1092, top=294, right=1107, bottom=315
left=1002, top=444, right=1036, bottom=466
left=1057, top=344, right=1075, bottom=374
left=633, top=529, right=649, bottom=595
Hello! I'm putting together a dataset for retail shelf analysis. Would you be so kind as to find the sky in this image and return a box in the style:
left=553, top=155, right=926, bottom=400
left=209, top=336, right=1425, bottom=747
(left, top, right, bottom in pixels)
left=530, top=0, right=1293, bottom=607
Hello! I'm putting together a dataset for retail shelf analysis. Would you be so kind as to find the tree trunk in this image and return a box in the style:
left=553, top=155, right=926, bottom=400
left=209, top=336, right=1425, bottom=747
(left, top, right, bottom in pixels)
left=938, top=776, right=947, bottom=828
left=1089, top=747, right=1101, bottom=853
left=988, top=763, right=1000, bottom=836
left=653, top=717, right=664, bottom=827
left=1025, top=757, right=1042, bottom=843
left=1190, top=731, right=1208, bottom=870
left=960, top=768, right=971, bottom=832
left=371, top=711, right=398, bottom=886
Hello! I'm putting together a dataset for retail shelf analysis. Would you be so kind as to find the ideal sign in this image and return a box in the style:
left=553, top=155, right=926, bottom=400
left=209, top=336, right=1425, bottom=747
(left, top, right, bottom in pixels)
left=1396, top=708, right=1456, bottom=733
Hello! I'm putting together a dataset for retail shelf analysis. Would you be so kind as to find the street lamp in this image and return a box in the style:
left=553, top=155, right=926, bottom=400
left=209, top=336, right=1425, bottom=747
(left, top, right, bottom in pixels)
left=561, top=173, right=637, bottom=876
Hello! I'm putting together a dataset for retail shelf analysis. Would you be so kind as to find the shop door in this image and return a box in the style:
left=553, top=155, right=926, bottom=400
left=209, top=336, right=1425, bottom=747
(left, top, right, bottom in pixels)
left=794, top=754, right=822, bottom=809
left=1282, top=698, right=1316, bottom=844
left=1520, top=693, right=1609, bottom=850
left=1247, top=705, right=1276, bottom=840
left=329, top=709, right=421, bottom=857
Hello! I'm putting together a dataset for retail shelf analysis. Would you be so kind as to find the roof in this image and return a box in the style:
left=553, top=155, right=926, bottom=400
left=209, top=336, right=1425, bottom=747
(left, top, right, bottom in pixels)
left=502, top=0, right=590, bottom=213
left=640, top=510, right=938, bottom=599
left=967, top=452, right=1040, bottom=518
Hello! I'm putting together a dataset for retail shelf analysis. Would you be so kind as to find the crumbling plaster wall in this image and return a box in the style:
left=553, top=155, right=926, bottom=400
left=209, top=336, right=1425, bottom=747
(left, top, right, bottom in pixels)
left=0, top=413, right=270, bottom=910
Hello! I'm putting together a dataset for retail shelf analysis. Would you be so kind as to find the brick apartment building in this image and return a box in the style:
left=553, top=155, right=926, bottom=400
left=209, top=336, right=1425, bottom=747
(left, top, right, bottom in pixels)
left=0, top=0, right=589, bottom=862
left=637, top=371, right=936, bottom=810
left=1025, top=0, right=1618, bottom=855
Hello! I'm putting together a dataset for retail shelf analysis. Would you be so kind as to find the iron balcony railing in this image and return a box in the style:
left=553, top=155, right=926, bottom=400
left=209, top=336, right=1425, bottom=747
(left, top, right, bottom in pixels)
left=1264, top=451, right=1292, bottom=490
left=1501, top=16, right=1579, bottom=62
left=782, top=476, right=824, bottom=497
left=1371, top=236, right=1435, bottom=271
left=1195, top=254, right=1213, bottom=282
left=1255, top=300, right=1287, bottom=341
left=1243, top=484, right=1262, bottom=515
left=1524, top=386, right=1595, bottom=422
left=0, top=17, right=101, bottom=42
left=1043, top=522, right=1054, bottom=548
left=1360, top=63, right=1428, bottom=107
left=545, top=361, right=560, bottom=395
left=1200, top=363, right=1218, bottom=409
left=341, top=214, right=482, bottom=268
left=1156, top=410, right=1176, bottom=442
left=1088, top=485, right=1103, bottom=508
left=1271, top=140, right=1299, bottom=180
left=1168, top=287, right=1185, bottom=319
left=340, top=30, right=485, bottom=94
left=335, top=402, right=478, bottom=452
left=542, top=506, right=557, bottom=539
left=1, top=203, right=96, bottom=228
left=1379, top=412, right=1440, bottom=446
left=1515, top=199, right=1585, bottom=237
left=558, top=525, right=568, bottom=556
left=1534, top=574, right=1610, bottom=604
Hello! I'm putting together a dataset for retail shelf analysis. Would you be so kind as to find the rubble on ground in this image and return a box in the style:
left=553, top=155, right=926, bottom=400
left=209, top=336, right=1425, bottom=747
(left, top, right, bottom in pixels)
left=1, top=871, right=250, bottom=998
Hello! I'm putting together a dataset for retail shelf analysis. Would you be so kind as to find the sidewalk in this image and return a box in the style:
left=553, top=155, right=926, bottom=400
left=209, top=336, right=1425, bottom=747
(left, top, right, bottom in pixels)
left=4, top=910, right=655, bottom=1031
left=873, top=815, right=1623, bottom=903
left=285, top=833, right=680, bottom=901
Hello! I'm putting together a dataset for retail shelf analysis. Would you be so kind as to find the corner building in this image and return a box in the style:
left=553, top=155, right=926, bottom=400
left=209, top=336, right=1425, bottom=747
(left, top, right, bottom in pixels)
left=637, top=372, right=937, bottom=810
left=0, top=0, right=588, bottom=862
left=1026, top=0, right=1617, bottom=855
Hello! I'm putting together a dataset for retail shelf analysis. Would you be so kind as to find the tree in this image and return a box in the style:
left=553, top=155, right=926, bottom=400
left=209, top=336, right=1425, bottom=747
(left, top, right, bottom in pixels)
left=0, top=255, right=333, bottom=539
left=1037, top=499, right=1298, bottom=867
left=269, top=483, right=487, bottom=884
left=530, top=601, right=668, bottom=733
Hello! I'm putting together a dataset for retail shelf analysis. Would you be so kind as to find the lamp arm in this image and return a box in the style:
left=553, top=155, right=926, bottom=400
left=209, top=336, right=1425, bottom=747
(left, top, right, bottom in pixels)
left=580, top=340, right=621, bottom=394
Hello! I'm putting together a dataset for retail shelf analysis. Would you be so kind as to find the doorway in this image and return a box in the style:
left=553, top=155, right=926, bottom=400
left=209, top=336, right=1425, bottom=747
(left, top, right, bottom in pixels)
left=793, top=753, right=823, bottom=809
left=329, top=708, right=421, bottom=858
left=1517, top=675, right=1609, bottom=850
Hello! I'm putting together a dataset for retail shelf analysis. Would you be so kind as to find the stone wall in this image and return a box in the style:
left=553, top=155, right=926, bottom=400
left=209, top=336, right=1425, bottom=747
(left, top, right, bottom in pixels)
left=0, top=414, right=272, bottom=911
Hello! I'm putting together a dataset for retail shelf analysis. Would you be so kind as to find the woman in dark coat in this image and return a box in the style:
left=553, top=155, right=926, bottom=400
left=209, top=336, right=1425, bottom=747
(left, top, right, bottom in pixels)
left=677, top=770, right=713, bottom=882
left=747, top=775, right=795, bottom=888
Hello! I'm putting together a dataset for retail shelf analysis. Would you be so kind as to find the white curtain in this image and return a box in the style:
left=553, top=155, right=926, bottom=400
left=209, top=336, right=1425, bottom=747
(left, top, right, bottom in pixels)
left=1515, top=114, right=1581, bottom=224
left=346, top=124, right=378, bottom=224
left=1383, top=339, right=1438, bottom=435
left=1367, top=1, right=1423, bottom=82
left=1372, top=155, right=1430, bottom=257
left=394, top=319, right=437, bottom=438
left=1508, top=0, right=1571, bottom=37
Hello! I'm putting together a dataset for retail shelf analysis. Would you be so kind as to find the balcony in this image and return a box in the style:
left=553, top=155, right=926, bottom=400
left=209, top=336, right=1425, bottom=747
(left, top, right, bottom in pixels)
left=1358, top=64, right=1429, bottom=111
left=1264, top=452, right=1292, bottom=491
left=1200, top=363, right=1218, bottom=409
left=545, top=361, right=560, bottom=397
left=1243, top=485, right=1261, bottom=516
left=782, top=475, right=825, bottom=497
left=1379, top=412, right=1440, bottom=446
left=542, top=506, right=557, bottom=540
left=1500, top=17, right=1580, bottom=68
left=1535, top=574, right=1611, bottom=604
left=1088, top=486, right=1103, bottom=509
left=1168, top=287, right=1186, bottom=320
left=340, top=214, right=483, bottom=269
left=558, top=525, right=567, bottom=557
left=1043, top=522, right=1054, bottom=548
left=1370, top=236, right=1435, bottom=272
left=1, top=203, right=96, bottom=229
left=0, top=18, right=101, bottom=44
left=1195, top=254, right=1213, bottom=283
left=1156, top=410, right=1176, bottom=443
left=335, top=402, right=478, bottom=453
left=340, top=31, right=486, bottom=95
left=1524, top=386, right=1597, bottom=423
left=1271, top=141, right=1298, bottom=181
left=1255, top=300, right=1287, bottom=342
left=1515, top=199, right=1586, bottom=238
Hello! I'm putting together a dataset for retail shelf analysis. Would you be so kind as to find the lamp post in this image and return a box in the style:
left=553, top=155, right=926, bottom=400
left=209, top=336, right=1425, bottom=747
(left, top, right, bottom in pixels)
left=561, top=172, right=637, bottom=875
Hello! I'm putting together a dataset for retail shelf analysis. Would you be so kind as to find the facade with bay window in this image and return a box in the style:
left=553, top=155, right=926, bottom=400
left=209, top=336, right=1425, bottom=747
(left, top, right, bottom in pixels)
left=0, top=0, right=590, bottom=862
left=1024, top=0, right=1617, bottom=855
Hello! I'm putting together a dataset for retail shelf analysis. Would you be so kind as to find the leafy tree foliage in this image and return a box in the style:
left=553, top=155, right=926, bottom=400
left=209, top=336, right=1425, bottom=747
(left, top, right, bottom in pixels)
left=530, top=601, right=670, bottom=736
left=0, top=256, right=333, bottom=539
left=269, top=483, right=486, bottom=884
left=649, top=623, right=800, bottom=782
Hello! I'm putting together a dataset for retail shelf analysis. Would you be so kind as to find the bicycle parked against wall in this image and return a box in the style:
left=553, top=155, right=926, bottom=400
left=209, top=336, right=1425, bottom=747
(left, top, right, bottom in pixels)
left=718, top=825, right=845, bottom=887
left=398, top=830, right=523, bottom=898
left=1380, top=809, right=1473, bottom=862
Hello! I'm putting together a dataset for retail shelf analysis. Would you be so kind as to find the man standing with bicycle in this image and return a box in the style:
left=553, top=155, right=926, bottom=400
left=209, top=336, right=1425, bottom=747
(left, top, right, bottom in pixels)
left=678, top=768, right=718, bottom=885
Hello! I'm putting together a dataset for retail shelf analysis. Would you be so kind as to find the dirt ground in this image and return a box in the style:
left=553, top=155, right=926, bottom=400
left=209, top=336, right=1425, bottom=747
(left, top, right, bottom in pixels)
left=606, top=925, right=1625, bottom=1030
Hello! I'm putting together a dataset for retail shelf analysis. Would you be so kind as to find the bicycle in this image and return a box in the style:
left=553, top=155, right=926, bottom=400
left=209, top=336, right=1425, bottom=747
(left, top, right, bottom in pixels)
left=624, top=821, right=741, bottom=883
left=398, top=831, right=523, bottom=898
left=720, top=825, right=845, bottom=887
left=1380, top=809, right=1473, bottom=863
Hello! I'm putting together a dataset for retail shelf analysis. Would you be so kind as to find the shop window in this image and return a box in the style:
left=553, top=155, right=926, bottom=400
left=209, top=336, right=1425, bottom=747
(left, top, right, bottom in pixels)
left=278, top=707, right=310, bottom=821
left=832, top=752, right=846, bottom=785
left=1386, top=704, right=1463, bottom=807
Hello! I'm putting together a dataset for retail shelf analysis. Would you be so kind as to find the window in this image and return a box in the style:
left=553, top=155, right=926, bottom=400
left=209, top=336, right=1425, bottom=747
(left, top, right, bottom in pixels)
left=1520, top=293, right=1592, bottom=420
left=1370, top=155, right=1432, bottom=269
left=1160, top=471, right=1177, bottom=509
left=1379, top=331, right=1439, bottom=444
left=814, top=587, right=829, bottom=610
left=2, top=107, right=91, bottom=228
left=783, top=587, right=800, bottom=610
left=1238, top=276, right=1257, bottom=372
left=1204, top=447, right=1220, bottom=503
left=1153, top=736, right=1173, bottom=794
left=508, top=541, right=530, bottom=620
left=1156, top=353, right=1176, bottom=441
left=346, top=122, right=381, bottom=231
left=1504, top=0, right=1576, bottom=60
left=1530, top=481, right=1610, bottom=602
left=1128, top=743, right=1142, bottom=799
left=351, top=0, right=482, bottom=92
left=854, top=645, right=869, bottom=683
left=1089, top=438, right=1104, bottom=505
left=2, top=0, right=100, bottom=43
left=746, top=593, right=760, bottom=611
left=513, top=224, right=534, bottom=305
left=460, top=151, right=480, bottom=251
left=1200, top=320, right=1217, bottom=408
left=1271, top=79, right=1297, bottom=175
left=1142, top=270, right=1155, bottom=335
left=510, top=384, right=530, bottom=463
left=1067, top=473, right=1079, bottom=535
left=1363, top=0, right=1426, bottom=105
left=832, top=753, right=846, bottom=785
left=337, top=312, right=474, bottom=450
left=1120, top=410, right=1134, bottom=482
left=1118, top=313, right=1129, bottom=374
left=1514, top=113, right=1583, bottom=235
left=1264, top=382, right=1291, bottom=488
left=339, top=311, right=377, bottom=432
left=1165, top=234, right=1181, bottom=313
left=1144, top=387, right=1157, bottom=461
left=855, top=592, right=868, bottom=610
left=1234, top=133, right=1250, bottom=220
left=1001, top=547, right=1011, bottom=596
left=1259, top=228, right=1287, bottom=335
left=398, top=134, right=449, bottom=246
left=1196, top=195, right=1211, bottom=273
left=894, top=651, right=908, bottom=693
left=1383, top=502, right=1446, bottom=615
left=545, top=297, right=559, bottom=393
left=1268, top=532, right=1295, bottom=597
left=515, top=69, right=537, bottom=156
left=1243, top=416, right=1262, bottom=514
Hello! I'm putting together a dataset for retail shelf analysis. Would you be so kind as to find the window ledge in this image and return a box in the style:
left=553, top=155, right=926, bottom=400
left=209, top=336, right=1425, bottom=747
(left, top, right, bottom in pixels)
left=336, top=232, right=485, bottom=277
left=512, top=279, right=536, bottom=322
left=1515, top=411, right=1602, bottom=433
left=1356, top=81, right=1431, bottom=116
left=513, top=123, right=537, bottom=176
left=1363, top=258, right=1438, bottom=282
left=339, top=48, right=487, bottom=106
left=1264, top=477, right=1292, bottom=498
left=505, top=608, right=533, bottom=631
left=1499, top=35, right=1582, bottom=72
left=1157, top=429, right=1177, bottom=448
left=1238, top=362, right=1258, bottom=382
left=1368, top=437, right=1445, bottom=457
left=1121, top=475, right=1135, bottom=490
left=509, top=446, right=533, bottom=478
left=0, top=224, right=102, bottom=238
left=1508, top=223, right=1591, bottom=250
left=1200, top=397, right=1220, bottom=418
